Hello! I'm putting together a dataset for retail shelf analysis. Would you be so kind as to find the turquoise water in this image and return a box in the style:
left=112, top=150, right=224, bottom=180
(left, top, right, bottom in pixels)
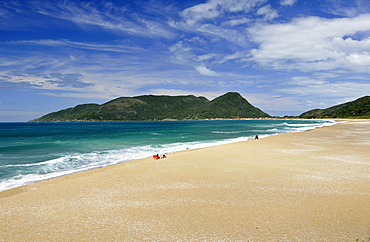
left=0, top=119, right=336, bottom=191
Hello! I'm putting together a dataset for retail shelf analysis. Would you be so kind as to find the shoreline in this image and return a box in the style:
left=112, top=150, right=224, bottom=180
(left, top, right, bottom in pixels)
left=0, top=119, right=337, bottom=193
left=1, top=119, right=369, bottom=240
left=25, top=116, right=357, bottom=123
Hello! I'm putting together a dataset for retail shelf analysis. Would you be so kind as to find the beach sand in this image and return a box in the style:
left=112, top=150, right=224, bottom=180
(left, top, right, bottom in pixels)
left=1, top=120, right=369, bottom=241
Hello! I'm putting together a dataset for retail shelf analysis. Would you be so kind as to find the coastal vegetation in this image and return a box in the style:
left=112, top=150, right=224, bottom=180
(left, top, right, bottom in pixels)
left=30, top=92, right=270, bottom=122
left=299, top=96, right=370, bottom=119
left=30, top=93, right=370, bottom=122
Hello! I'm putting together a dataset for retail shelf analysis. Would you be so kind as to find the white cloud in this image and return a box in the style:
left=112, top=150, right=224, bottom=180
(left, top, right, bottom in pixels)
left=169, top=41, right=195, bottom=65
left=346, top=52, right=370, bottom=66
left=323, top=0, right=370, bottom=17
left=12, top=0, right=176, bottom=38
left=7, top=39, right=143, bottom=53
left=219, top=51, right=250, bottom=64
left=195, top=24, right=249, bottom=45
left=1, top=71, right=93, bottom=90
left=276, top=75, right=370, bottom=108
left=180, top=0, right=266, bottom=25
left=195, top=65, right=220, bottom=76
left=243, top=93, right=304, bottom=112
left=256, top=5, right=278, bottom=21
left=280, top=0, right=297, bottom=6
left=197, top=53, right=219, bottom=61
left=223, top=17, right=251, bottom=26
left=286, top=76, right=328, bottom=86
left=180, top=1, right=221, bottom=26
left=171, top=0, right=266, bottom=50
left=247, top=14, right=370, bottom=73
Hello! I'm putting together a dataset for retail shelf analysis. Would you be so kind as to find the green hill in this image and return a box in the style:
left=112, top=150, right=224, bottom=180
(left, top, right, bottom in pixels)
left=299, top=96, right=370, bottom=118
left=30, top=92, right=270, bottom=122
left=191, top=92, right=269, bottom=119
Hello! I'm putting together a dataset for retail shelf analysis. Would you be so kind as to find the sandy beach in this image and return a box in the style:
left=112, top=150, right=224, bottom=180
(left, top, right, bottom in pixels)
left=1, top=120, right=369, bottom=241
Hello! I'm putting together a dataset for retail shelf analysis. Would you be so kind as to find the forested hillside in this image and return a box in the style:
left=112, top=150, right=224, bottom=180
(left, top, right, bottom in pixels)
left=30, top=92, right=270, bottom=122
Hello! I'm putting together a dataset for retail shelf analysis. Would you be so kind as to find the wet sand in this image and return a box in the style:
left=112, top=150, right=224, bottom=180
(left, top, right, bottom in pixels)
left=1, top=120, right=369, bottom=241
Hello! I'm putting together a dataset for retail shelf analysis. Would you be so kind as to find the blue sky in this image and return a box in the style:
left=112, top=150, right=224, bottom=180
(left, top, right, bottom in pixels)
left=1, top=0, right=370, bottom=121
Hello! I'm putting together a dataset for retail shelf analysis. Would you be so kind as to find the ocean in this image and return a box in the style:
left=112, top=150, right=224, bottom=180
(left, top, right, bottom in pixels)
left=0, top=119, right=337, bottom=192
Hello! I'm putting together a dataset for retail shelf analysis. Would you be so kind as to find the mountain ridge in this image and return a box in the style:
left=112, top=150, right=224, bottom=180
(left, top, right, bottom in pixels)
left=299, top=96, right=370, bottom=118
left=29, top=92, right=271, bottom=122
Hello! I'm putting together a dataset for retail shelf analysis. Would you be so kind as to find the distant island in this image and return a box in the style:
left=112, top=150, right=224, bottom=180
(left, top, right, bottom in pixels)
left=30, top=92, right=271, bottom=122
left=300, top=96, right=370, bottom=119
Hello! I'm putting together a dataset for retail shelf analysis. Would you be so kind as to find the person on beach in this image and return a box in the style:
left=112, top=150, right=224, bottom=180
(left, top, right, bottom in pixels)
left=161, top=154, right=166, bottom=159
left=153, top=154, right=160, bottom=160
left=254, top=135, right=259, bottom=140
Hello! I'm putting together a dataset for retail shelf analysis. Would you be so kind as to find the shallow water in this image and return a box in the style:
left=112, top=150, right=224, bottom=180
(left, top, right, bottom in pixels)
left=0, top=119, right=336, bottom=191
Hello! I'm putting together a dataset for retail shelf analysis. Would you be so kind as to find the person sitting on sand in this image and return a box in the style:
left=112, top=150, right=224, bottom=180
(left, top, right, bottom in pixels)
left=161, top=154, right=166, bottom=159
left=153, top=154, right=160, bottom=160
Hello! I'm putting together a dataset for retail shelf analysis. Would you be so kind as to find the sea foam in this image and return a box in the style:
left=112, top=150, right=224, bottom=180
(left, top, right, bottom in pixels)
left=0, top=119, right=337, bottom=192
